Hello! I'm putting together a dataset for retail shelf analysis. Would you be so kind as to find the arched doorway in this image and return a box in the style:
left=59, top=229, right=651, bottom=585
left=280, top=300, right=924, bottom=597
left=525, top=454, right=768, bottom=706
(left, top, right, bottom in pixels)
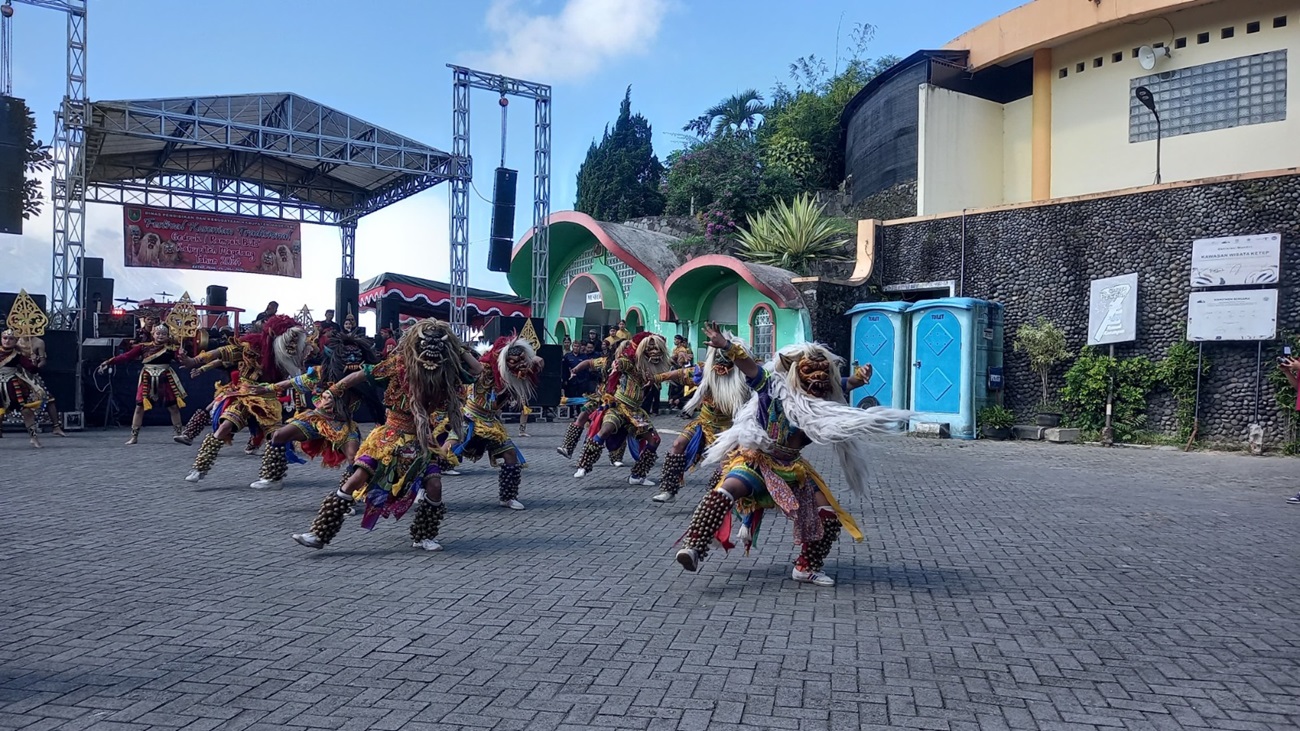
left=554, top=319, right=569, bottom=346
left=559, top=273, right=622, bottom=344
left=625, top=307, right=643, bottom=334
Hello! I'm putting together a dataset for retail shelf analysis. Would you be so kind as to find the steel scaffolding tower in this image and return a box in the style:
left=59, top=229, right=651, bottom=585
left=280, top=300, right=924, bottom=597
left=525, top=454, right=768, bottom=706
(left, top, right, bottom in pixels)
left=448, top=65, right=551, bottom=337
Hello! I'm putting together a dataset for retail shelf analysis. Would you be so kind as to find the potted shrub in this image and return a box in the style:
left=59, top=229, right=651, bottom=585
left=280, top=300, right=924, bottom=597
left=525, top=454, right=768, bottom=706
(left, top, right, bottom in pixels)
left=978, top=405, right=1015, bottom=440
left=1013, top=318, right=1071, bottom=428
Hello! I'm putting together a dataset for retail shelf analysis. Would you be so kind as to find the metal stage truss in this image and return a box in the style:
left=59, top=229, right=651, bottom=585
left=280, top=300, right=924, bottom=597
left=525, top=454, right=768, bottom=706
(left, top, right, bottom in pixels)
left=449, top=65, right=551, bottom=336
left=5, top=1, right=553, bottom=408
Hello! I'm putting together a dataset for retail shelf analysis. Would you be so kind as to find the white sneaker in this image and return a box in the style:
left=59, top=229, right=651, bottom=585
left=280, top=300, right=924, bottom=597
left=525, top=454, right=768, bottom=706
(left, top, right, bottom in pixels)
left=574, top=467, right=588, bottom=478
left=628, top=476, right=657, bottom=486
left=443, top=469, right=461, bottom=476
left=612, top=460, right=625, bottom=468
left=173, top=435, right=193, bottom=446
left=292, top=532, right=323, bottom=549
left=412, top=539, right=443, bottom=552
left=651, top=491, right=675, bottom=503
left=675, top=547, right=700, bottom=572
left=498, top=499, right=525, bottom=510
left=184, top=470, right=204, bottom=483
left=249, top=478, right=283, bottom=490
left=792, top=568, right=835, bottom=586
left=556, top=447, right=572, bottom=458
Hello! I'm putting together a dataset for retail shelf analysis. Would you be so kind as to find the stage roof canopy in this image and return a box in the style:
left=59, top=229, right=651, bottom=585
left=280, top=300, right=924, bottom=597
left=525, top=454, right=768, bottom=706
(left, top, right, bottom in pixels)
left=83, top=93, right=461, bottom=225
left=359, top=272, right=531, bottom=319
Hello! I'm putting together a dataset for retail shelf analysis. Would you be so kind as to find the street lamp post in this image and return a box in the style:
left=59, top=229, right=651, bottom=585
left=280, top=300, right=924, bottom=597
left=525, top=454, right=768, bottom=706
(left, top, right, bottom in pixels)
left=1135, top=86, right=1162, bottom=185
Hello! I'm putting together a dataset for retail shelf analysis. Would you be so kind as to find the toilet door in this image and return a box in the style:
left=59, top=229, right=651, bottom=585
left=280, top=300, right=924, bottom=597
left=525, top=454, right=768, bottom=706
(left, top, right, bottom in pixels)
left=911, top=309, right=962, bottom=414
left=851, top=313, right=895, bottom=408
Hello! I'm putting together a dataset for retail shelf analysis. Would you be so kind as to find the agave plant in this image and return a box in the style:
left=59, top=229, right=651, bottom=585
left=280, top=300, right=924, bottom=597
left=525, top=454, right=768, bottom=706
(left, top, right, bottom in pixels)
left=733, top=194, right=853, bottom=275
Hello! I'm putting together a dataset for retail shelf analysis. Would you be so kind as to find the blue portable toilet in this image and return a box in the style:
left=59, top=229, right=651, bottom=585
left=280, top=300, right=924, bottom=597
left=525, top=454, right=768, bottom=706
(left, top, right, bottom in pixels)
left=906, top=298, right=1004, bottom=439
left=845, top=301, right=911, bottom=409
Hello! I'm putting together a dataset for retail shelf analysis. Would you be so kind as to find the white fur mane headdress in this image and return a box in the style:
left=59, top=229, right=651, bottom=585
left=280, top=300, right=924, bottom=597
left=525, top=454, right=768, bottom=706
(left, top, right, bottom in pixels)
left=491, top=335, right=539, bottom=406
left=272, top=326, right=308, bottom=378
left=682, top=331, right=749, bottom=419
left=703, top=342, right=913, bottom=497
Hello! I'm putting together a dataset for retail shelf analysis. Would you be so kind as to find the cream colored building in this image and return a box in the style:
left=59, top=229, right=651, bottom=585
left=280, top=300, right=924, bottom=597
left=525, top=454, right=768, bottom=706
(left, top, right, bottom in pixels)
left=843, top=0, right=1298, bottom=216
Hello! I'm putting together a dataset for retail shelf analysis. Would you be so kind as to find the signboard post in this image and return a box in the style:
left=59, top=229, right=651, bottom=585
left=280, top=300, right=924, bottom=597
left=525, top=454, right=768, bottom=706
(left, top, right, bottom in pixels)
left=123, top=206, right=303, bottom=278
left=1086, top=273, right=1139, bottom=446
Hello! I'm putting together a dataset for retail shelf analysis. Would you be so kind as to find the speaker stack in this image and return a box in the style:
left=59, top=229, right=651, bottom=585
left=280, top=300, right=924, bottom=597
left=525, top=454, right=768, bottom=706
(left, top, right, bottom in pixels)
left=0, top=96, right=27, bottom=236
left=487, top=167, right=518, bottom=273
left=335, top=277, right=359, bottom=328
left=535, top=343, right=562, bottom=408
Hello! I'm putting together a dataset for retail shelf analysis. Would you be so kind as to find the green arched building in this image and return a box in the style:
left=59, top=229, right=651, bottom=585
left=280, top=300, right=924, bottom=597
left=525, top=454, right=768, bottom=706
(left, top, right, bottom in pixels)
left=507, top=211, right=811, bottom=361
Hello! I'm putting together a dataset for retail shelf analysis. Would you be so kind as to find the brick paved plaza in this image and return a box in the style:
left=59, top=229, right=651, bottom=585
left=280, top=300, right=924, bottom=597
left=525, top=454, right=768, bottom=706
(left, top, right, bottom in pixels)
left=2, top=419, right=1299, bottom=730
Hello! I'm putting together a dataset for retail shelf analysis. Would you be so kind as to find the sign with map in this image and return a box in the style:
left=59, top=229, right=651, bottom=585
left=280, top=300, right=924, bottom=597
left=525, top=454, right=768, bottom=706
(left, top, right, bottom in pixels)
left=1087, top=273, right=1138, bottom=346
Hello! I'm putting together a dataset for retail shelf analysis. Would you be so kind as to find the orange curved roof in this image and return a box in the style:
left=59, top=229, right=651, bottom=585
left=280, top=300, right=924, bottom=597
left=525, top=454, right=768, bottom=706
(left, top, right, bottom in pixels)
left=946, top=0, right=1214, bottom=70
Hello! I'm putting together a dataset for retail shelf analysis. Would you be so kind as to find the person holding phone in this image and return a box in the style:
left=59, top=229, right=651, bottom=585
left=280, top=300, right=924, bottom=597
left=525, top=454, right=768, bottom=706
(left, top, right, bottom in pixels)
left=1282, top=355, right=1300, bottom=503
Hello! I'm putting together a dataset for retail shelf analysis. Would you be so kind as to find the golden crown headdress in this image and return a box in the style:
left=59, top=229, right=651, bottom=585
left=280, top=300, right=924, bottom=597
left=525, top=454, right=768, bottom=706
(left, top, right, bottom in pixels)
left=164, top=292, right=200, bottom=338
left=6, top=289, right=48, bottom=337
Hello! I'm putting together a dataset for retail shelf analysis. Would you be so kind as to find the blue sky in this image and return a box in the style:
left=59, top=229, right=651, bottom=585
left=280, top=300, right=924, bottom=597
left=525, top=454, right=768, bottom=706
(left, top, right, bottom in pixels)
left=4, top=0, right=1022, bottom=325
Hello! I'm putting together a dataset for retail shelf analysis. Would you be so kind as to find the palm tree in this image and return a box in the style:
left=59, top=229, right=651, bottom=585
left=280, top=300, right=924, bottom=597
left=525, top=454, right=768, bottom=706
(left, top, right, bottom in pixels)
left=734, top=194, right=853, bottom=275
left=683, top=89, right=769, bottom=139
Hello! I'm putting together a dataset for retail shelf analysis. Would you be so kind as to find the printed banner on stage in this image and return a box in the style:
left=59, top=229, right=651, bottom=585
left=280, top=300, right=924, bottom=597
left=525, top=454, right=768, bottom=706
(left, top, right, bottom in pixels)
left=123, top=206, right=302, bottom=278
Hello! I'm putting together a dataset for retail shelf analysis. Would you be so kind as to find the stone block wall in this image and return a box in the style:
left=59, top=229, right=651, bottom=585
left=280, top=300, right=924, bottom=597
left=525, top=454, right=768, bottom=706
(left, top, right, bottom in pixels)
left=812, top=172, right=1300, bottom=445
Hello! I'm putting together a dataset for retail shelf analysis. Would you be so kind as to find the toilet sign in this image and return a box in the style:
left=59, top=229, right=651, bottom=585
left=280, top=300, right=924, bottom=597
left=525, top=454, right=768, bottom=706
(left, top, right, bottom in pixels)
left=1087, top=273, right=1138, bottom=345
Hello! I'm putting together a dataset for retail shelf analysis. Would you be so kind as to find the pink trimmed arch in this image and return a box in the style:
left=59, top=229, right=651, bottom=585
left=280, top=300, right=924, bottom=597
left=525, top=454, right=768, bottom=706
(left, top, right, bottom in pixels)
left=513, top=210, right=673, bottom=320
left=663, top=255, right=803, bottom=309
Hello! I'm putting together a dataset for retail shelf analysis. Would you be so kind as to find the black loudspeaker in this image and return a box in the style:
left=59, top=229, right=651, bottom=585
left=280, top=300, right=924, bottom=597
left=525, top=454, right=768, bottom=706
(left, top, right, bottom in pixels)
left=41, top=371, right=75, bottom=408
left=83, top=276, right=113, bottom=315
left=0, top=290, right=45, bottom=317
left=82, top=257, right=104, bottom=279
left=487, top=167, right=518, bottom=273
left=0, top=96, right=27, bottom=236
left=41, top=329, right=78, bottom=373
left=206, top=285, right=227, bottom=308
left=535, top=343, right=562, bottom=407
left=335, top=277, right=359, bottom=326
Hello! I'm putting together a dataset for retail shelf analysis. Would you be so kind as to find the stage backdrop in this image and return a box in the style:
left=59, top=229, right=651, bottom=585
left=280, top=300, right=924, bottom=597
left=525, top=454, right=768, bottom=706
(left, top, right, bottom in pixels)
left=123, top=206, right=302, bottom=278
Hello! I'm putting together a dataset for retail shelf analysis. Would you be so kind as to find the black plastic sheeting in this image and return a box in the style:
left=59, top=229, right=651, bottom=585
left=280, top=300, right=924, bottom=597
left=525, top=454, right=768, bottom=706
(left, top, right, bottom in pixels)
left=844, top=60, right=929, bottom=205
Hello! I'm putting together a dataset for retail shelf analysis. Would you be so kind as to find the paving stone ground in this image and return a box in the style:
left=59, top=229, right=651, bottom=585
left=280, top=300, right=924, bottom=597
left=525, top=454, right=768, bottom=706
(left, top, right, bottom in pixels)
left=2, top=418, right=1299, bottom=731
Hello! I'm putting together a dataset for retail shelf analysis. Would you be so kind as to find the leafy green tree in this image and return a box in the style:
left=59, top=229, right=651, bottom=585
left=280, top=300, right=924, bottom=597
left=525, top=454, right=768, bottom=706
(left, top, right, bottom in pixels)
left=574, top=87, right=665, bottom=222
left=662, top=134, right=798, bottom=226
left=14, top=97, right=53, bottom=220
left=759, top=23, right=899, bottom=191
left=733, top=193, right=852, bottom=275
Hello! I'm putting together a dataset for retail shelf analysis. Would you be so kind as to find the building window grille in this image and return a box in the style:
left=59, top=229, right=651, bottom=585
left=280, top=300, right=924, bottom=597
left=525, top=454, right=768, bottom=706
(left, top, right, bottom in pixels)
left=609, top=259, right=636, bottom=296
left=750, top=306, right=775, bottom=363
left=561, top=246, right=597, bottom=287
left=1129, top=50, right=1288, bottom=143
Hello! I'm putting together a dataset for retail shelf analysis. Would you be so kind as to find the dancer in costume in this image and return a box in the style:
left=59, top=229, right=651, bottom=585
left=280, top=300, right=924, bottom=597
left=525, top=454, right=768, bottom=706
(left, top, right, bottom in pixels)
left=247, top=334, right=380, bottom=490
left=0, top=328, right=48, bottom=447
left=292, top=319, right=480, bottom=552
left=184, top=315, right=308, bottom=482
left=175, top=348, right=241, bottom=446
left=440, top=335, right=543, bottom=510
left=556, top=346, right=626, bottom=467
left=97, top=324, right=198, bottom=444
left=650, top=332, right=754, bottom=504
left=573, top=332, right=674, bottom=485
left=674, top=324, right=906, bottom=587
left=2, top=290, right=65, bottom=440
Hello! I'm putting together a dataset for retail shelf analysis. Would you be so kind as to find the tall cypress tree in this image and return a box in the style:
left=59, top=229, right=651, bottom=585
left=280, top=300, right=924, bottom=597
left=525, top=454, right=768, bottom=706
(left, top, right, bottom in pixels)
left=575, top=87, right=665, bottom=222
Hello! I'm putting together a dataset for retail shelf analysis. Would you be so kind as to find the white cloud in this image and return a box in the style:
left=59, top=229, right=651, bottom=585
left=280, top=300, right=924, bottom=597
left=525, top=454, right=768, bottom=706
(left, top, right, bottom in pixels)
left=465, top=0, right=669, bottom=83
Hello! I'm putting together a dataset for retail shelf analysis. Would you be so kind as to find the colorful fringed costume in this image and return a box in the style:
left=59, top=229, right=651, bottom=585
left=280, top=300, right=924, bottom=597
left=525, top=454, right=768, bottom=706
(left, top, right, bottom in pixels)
left=441, top=335, right=542, bottom=508
left=106, top=342, right=188, bottom=411
left=293, top=319, right=477, bottom=551
left=652, top=338, right=752, bottom=503
left=574, top=332, right=676, bottom=484
left=185, top=315, right=308, bottom=482
left=676, top=340, right=911, bottom=587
